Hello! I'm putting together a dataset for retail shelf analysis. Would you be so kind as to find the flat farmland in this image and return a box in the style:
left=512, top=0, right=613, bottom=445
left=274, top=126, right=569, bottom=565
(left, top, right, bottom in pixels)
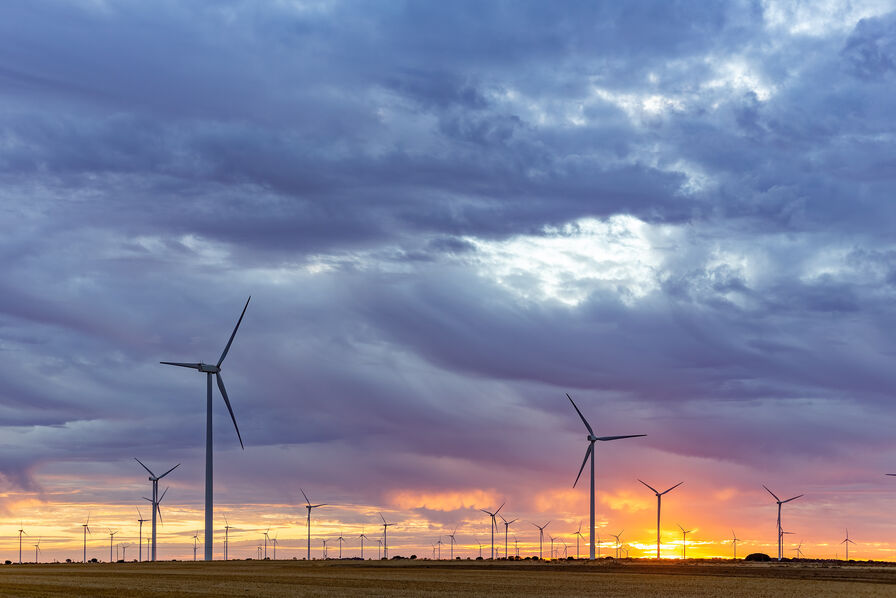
left=1, top=559, right=895, bottom=597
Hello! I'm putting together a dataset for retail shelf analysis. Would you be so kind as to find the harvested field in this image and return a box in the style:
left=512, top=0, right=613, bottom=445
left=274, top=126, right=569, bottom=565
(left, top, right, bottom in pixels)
left=1, top=559, right=895, bottom=597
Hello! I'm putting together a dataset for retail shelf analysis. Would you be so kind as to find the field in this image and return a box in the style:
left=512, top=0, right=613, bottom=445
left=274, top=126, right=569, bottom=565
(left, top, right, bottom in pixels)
left=1, top=559, right=896, bottom=597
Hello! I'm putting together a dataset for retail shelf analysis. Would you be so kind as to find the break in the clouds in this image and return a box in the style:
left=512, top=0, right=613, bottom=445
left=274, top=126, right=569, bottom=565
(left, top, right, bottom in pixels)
left=2, top=0, right=896, bottom=560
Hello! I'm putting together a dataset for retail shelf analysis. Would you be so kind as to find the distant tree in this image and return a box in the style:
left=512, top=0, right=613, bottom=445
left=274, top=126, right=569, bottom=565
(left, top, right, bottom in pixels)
left=745, top=553, right=771, bottom=562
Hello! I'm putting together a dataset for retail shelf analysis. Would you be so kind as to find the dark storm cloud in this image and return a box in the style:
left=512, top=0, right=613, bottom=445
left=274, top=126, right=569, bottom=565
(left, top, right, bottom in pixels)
left=1, top=0, right=896, bottom=521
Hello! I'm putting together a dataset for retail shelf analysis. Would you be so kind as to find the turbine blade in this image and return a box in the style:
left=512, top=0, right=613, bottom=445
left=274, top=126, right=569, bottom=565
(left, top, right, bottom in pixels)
left=495, top=502, right=505, bottom=516
left=134, top=458, right=155, bottom=478
left=158, top=463, right=181, bottom=479
left=596, top=434, right=646, bottom=441
left=216, top=373, right=244, bottom=449
left=379, top=513, right=387, bottom=524
left=217, top=296, right=251, bottom=367
left=159, top=486, right=169, bottom=503
left=638, top=479, right=658, bottom=494
left=157, top=506, right=163, bottom=525
left=301, top=488, right=311, bottom=505
left=573, top=442, right=593, bottom=488
left=566, top=393, right=593, bottom=435
left=782, top=494, right=803, bottom=503
left=160, top=361, right=202, bottom=369
left=762, top=485, right=780, bottom=501
left=660, top=481, right=684, bottom=495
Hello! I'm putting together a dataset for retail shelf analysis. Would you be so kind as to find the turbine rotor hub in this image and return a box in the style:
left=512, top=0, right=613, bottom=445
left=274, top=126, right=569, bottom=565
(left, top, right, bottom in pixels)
left=198, top=363, right=220, bottom=373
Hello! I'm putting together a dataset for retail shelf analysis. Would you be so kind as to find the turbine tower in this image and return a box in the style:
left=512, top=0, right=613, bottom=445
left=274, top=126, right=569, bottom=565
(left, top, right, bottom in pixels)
left=530, top=521, right=550, bottom=559
left=137, top=508, right=148, bottom=562
left=479, top=502, right=504, bottom=560
left=263, top=529, right=270, bottom=559
left=763, top=485, right=803, bottom=561
left=136, top=458, right=179, bottom=562
left=677, top=524, right=692, bottom=559
left=192, top=531, right=199, bottom=561
left=337, top=533, right=345, bottom=559
left=567, top=393, right=645, bottom=560
left=638, top=479, right=683, bottom=559
left=841, top=529, right=855, bottom=561
left=223, top=515, right=232, bottom=561
left=611, top=530, right=624, bottom=558
left=272, top=534, right=279, bottom=560
left=108, top=530, right=118, bottom=563
left=33, top=538, right=40, bottom=564
left=574, top=522, right=585, bottom=559
left=161, top=296, right=250, bottom=560
left=17, top=524, right=26, bottom=564
left=359, top=532, right=368, bottom=559
left=81, top=515, right=91, bottom=563
left=301, top=489, right=326, bottom=560
left=379, top=513, right=394, bottom=559
left=499, top=516, right=517, bottom=559
left=731, top=530, right=740, bottom=559
left=447, top=527, right=457, bottom=560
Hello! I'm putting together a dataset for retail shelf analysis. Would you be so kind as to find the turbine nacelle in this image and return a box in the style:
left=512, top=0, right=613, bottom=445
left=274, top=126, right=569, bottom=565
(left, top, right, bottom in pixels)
left=199, top=363, right=220, bottom=373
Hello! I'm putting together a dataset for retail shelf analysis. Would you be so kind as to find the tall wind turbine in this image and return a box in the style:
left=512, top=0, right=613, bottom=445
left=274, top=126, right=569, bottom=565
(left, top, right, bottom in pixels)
left=192, top=531, right=199, bottom=561
left=792, top=540, right=804, bottom=559
left=33, top=538, right=40, bottom=564
left=479, top=503, right=504, bottom=559
left=447, top=527, right=457, bottom=560
left=435, top=536, right=442, bottom=560
left=380, top=513, right=394, bottom=559
left=137, top=508, right=148, bottom=562
left=272, top=534, right=279, bottom=560
left=638, top=479, right=683, bottom=559
left=611, top=530, right=624, bottom=558
left=17, top=524, right=26, bottom=564
left=337, top=533, right=345, bottom=559
left=301, top=489, right=326, bottom=560
left=677, top=524, right=692, bottom=559
left=263, top=529, right=270, bottom=559
left=574, top=522, right=585, bottom=560
left=841, top=529, right=855, bottom=561
left=763, top=485, right=803, bottom=561
left=359, top=532, right=368, bottom=560
left=731, top=530, right=740, bottom=559
left=136, top=458, right=179, bottom=562
left=81, top=515, right=91, bottom=563
left=108, top=530, right=118, bottom=563
left=500, top=516, right=516, bottom=559
left=376, top=538, right=383, bottom=560
left=530, top=521, right=550, bottom=559
left=161, top=296, right=250, bottom=561
left=567, top=393, right=645, bottom=560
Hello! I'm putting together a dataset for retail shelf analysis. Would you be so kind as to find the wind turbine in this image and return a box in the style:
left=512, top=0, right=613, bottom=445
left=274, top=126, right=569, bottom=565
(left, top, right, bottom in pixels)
left=160, top=296, right=250, bottom=561
left=763, top=485, right=803, bottom=561
left=841, top=529, right=855, bottom=561
left=678, top=524, right=693, bottom=559
left=379, top=513, right=394, bottom=559
left=121, top=543, right=130, bottom=561
left=499, top=516, right=516, bottom=559
left=359, top=532, right=368, bottom=559
left=731, top=530, right=740, bottom=559
left=479, top=502, right=504, bottom=559
left=610, top=530, right=624, bottom=559
left=192, top=531, right=199, bottom=561
left=792, top=540, right=804, bottom=559
left=337, top=533, right=345, bottom=559
left=530, top=521, right=550, bottom=559
left=81, top=515, right=91, bottom=563
left=596, top=533, right=603, bottom=558
left=263, top=529, right=270, bottom=559
left=549, top=535, right=556, bottom=560
left=447, top=527, right=457, bottom=560
left=108, top=530, right=118, bottom=563
left=638, top=479, right=683, bottom=559
left=376, top=538, right=383, bottom=560
left=33, top=538, right=40, bottom=564
left=136, top=458, right=180, bottom=562
left=137, top=508, right=148, bottom=562
left=301, top=489, right=326, bottom=560
left=17, top=524, right=26, bottom=564
left=223, top=515, right=232, bottom=561
left=514, top=536, right=519, bottom=558
left=574, top=522, right=585, bottom=560
left=476, top=538, right=483, bottom=559
left=567, top=393, right=645, bottom=560
left=322, top=538, right=328, bottom=559
left=272, top=533, right=279, bottom=560
left=435, top=536, right=442, bottom=560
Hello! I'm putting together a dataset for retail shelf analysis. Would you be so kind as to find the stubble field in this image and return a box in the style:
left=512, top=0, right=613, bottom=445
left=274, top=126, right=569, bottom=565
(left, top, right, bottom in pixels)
left=1, top=559, right=895, bottom=597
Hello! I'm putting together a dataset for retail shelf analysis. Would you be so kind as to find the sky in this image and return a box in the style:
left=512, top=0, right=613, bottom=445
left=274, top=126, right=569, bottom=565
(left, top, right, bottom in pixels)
left=2, top=0, right=896, bottom=563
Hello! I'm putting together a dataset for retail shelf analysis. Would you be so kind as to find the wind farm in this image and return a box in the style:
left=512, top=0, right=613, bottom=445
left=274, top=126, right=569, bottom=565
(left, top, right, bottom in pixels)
left=4, top=1, right=896, bottom=596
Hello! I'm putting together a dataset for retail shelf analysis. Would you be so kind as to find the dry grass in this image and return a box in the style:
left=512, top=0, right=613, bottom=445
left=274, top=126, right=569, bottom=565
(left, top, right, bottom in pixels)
left=1, top=559, right=895, bottom=597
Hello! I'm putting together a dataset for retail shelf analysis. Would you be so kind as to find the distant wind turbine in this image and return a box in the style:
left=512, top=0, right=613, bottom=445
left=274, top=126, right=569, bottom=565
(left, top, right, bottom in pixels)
left=610, top=530, right=624, bottom=559
left=447, top=527, right=457, bottom=560
left=136, top=508, right=148, bottom=562
left=549, top=535, right=556, bottom=560
left=792, top=540, right=804, bottom=559
left=33, top=538, right=40, bottom=564
left=223, top=515, right=233, bottom=561
left=479, top=502, right=504, bottom=560
left=81, top=515, right=91, bottom=563
left=376, top=538, right=383, bottom=560
left=272, top=534, right=279, bottom=560
left=192, top=531, right=199, bottom=561
left=301, top=489, right=326, bottom=560
left=677, top=524, right=692, bottom=559
left=108, top=530, right=118, bottom=563
left=161, top=296, right=250, bottom=560
left=638, top=479, right=683, bottom=559
left=500, top=516, right=517, bottom=559
left=435, top=536, right=442, bottom=560
left=841, top=529, right=855, bottom=561
left=136, top=458, right=179, bottom=562
left=17, top=524, right=26, bottom=564
left=731, top=530, right=740, bottom=559
left=530, top=521, right=550, bottom=559
left=379, top=513, right=394, bottom=559
left=763, top=485, right=803, bottom=561
left=359, top=532, right=368, bottom=560
left=574, top=522, right=584, bottom=560
left=121, top=542, right=130, bottom=561
left=337, top=532, right=345, bottom=559
left=263, top=529, right=270, bottom=559
left=567, top=393, right=645, bottom=560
